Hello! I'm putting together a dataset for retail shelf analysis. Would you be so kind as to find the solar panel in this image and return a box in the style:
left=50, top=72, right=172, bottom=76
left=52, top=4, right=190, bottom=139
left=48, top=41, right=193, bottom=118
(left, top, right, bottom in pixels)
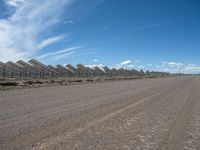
left=102, top=66, right=111, bottom=76
left=0, top=59, right=146, bottom=79
left=66, top=64, right=77, bottom=73
left=93, top=67, right=106, bottom=76
left=85, top=67, right=94, bottom=77
left=0, top=62, right=5, bottom=78
left=47, top=65, right=58, bottom=77
left=56, top=65, right=69, bottom=77
left=5, top=61, right=25, bottom=78
left=0, top=61, right=4, bottom=65
left=29, top=59, right=46, bottom=67
left=131, top=69, right=141, bottom=76
left=76, top=64, right=87, bottom=77
left=17, top=60, right=37, bottom=78
left=17, top=60, right=33, bottom=67
left=98, top=67, right=106, bottom=74
left=111, top=68, right=118, bottom=76
left=28, top=59, right=50, bottom=78
left=66, top=64, right=77, bottom=77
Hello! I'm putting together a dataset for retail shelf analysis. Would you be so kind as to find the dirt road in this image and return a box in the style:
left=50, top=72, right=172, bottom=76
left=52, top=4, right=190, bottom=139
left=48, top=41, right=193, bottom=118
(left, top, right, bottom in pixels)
left=0, top=77, right=200, bottom=150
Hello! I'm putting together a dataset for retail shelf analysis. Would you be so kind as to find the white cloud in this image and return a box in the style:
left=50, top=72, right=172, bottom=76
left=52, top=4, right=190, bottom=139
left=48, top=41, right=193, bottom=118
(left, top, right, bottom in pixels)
left=4, top=0, right=25, bottom=7
left=137, top=66, right=144, bottom=69
left=86, top=64, right=104, bottom=68
left=167, top=61, right=184, bottom=67
left=64, top=20, right=74, bottom=25
left=86, top=64, right=106, bottom=73
left=112, top=59, right=140, bottom=70
left=93, top=59, right=98, bottom=62
left=51, top=51, right=75, bottom=60
left=187, top=64, right=196, bottom=67
left=0, top=0, right=73, bottom=62
left=182, top=64, right=200, bottom=74
left=134, top=60, right=140, bottom=63
left=127, top=64, right=134, bottom=68
left=37, top=35, right=65, bottom=50
left=153, top=61, right=200, bottom=74
left=146, top=64, right=153, bottom=67
left=156, top=65, right=163, bottom=68
left=128, top=22, right=167, bottom=33
left=159, top=68, right=169, bottom=72
left=37, top=46, right=79, bottom=59
left=168, top=62, right=176, bottom=66
left=121, top=60, right=132, bottom=65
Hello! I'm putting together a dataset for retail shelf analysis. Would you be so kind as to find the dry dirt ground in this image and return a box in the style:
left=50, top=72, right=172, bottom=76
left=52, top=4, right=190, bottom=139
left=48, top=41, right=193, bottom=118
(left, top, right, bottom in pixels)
left=0, top=77, right=200, bottom=150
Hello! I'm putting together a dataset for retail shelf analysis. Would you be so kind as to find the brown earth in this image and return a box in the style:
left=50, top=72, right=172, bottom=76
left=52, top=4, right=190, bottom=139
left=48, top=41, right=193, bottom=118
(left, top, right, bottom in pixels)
left=0, top=77, right=200, bottom=150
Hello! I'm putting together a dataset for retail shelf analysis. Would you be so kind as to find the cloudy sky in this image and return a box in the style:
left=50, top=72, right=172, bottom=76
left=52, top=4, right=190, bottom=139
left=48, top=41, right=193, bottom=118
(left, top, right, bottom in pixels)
left=0, top=0, right=200, bottom=73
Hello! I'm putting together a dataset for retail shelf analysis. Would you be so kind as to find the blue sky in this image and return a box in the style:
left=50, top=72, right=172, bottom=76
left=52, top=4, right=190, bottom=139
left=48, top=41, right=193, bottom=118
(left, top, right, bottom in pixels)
left=0, top=0, right=200, bottom=73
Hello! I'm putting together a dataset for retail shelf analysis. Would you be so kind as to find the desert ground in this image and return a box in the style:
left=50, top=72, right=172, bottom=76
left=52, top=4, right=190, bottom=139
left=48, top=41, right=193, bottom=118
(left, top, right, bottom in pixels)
left=0, top=77, right=200, bottom=150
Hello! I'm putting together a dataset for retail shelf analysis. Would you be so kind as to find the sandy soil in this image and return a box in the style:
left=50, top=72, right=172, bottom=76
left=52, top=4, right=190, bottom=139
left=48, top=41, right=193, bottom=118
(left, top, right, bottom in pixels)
left=0, top=77, right=199, bottom=150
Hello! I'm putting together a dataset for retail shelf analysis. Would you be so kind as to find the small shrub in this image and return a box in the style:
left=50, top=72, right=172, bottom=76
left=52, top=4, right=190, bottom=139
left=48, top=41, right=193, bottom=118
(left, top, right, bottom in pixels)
left=25, top=81, right=34, bottom=85
left=0, top=82, right=18, bottom=86
left=86, top=79, right=93, bottom=82
left=35, top=81, right=44, bottom=84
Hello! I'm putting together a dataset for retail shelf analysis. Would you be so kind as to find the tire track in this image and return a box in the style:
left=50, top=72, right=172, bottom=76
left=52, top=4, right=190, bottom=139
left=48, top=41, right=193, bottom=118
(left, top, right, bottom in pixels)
left=31, top=78, right=189, bottom=150
left=161, top=79, right=197, bottom=150
left=32, top=91, right=161, bottom=150
left=0, top=77, right=196, bottom=150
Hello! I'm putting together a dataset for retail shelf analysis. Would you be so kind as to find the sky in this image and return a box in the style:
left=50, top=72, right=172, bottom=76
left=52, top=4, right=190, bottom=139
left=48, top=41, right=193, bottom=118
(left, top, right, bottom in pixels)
left=0, top=0, right=200, bottom=73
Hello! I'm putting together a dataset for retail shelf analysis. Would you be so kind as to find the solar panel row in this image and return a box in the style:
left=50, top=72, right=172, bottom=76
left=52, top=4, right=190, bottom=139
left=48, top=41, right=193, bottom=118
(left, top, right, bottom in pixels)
left=0, top=59, right=152, bottom=79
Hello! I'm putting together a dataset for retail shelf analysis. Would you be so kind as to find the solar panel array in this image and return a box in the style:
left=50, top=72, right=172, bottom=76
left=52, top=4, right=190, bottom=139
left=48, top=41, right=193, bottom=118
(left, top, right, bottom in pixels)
left=0, top=62, right=5, bottom=77
left=0, top=59, right=168, bottom=79
left=66, top=64, right=77, bottom=77
left=5, top=61, right=24, bottom=78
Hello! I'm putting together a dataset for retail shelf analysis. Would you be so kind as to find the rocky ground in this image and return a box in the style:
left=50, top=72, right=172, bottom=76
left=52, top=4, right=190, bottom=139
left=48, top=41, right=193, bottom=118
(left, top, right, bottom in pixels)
left=0, top=77, right=199, bottom=150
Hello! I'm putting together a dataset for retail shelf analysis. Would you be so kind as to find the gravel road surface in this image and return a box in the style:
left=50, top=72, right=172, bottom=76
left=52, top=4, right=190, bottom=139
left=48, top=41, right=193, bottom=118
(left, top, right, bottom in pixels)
left=0, top=77, right=200, bottom=150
